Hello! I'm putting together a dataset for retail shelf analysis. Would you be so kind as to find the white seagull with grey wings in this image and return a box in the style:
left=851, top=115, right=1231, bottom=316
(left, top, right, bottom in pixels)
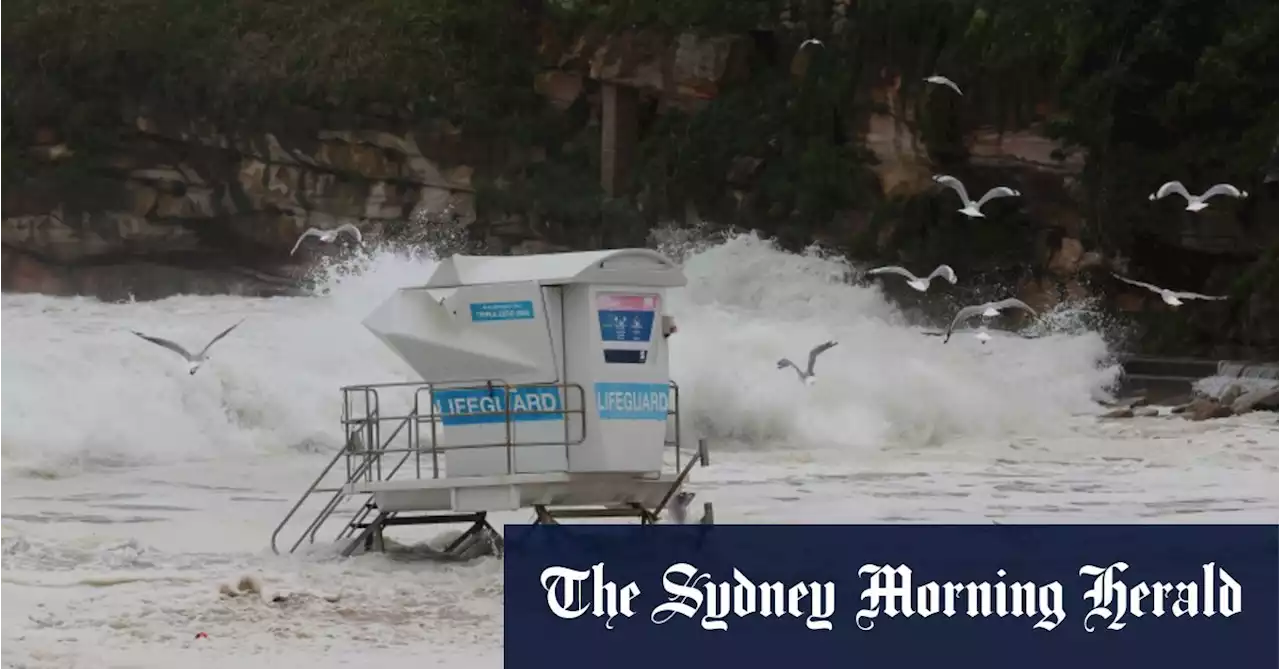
left=932, top=175, right=1021, bottom=218
left=1147, top=181, right=1248, bottom=212
left=1112, top=274, right=1227, bottom=307
left=290, top=223, right=364, bottom=255
left=943, top=298, right=1037, bottom=344
left=130, top=319, right=246, bottom=375
left=777, top=340, right=838, bottom=385
left=867, top=264, right=957, bottom=292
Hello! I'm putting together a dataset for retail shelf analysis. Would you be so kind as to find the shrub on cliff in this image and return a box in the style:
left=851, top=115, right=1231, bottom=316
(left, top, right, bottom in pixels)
left=2, top=0, right=545, bottom=140
left=4, top=0, right=1274, bottom=232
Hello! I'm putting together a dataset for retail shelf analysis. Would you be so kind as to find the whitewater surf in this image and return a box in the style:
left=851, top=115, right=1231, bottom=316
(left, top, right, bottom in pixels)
left=3, top=233, right=1275, bottom=668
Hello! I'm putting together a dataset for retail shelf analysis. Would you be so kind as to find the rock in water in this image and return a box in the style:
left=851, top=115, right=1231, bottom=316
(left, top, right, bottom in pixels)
left=237, top=574, right=263, bottom=595
left=1231, top=387, right=1279, bottom=414
left=1219, top=385, right=1245, bottom=407
left=1185, top=398, right=1233, bottom=421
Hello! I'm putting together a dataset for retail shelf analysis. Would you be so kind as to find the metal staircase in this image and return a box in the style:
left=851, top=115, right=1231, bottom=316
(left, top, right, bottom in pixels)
left=270, top=381, right=441, bottom=556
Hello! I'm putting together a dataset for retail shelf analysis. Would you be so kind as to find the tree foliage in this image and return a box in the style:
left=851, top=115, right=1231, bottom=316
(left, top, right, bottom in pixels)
left=3, top=0, right=1276, bottom=354
left=2, top=0, right=544, bottom=138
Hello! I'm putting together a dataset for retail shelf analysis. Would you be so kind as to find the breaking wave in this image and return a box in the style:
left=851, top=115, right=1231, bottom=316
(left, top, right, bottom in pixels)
left=0, top=230, right=1120, bottom=475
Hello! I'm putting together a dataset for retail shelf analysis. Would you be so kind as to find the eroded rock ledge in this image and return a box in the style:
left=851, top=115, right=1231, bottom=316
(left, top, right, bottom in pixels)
left=4, top=110, right=484, bottom=298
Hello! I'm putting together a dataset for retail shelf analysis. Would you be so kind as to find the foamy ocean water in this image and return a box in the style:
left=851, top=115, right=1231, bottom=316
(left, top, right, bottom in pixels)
left=2, top=233, right=1277, bottom=668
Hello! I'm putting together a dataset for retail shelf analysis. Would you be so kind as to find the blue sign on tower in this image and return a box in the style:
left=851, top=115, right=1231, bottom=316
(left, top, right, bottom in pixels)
left=432, top=386, right=564, bottom=426
left=594, top=382, right=670, bottom=421
left=598, top=310, right=656, bottom=342
left=470, top=300, right=535, bottom=322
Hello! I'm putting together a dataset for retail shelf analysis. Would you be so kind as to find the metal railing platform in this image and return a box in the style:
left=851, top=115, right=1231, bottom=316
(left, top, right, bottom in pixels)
left=270, top=379, right=704, bottom=558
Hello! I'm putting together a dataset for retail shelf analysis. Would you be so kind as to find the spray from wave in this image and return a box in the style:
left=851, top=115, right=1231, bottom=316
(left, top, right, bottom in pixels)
left=1, top=228, right=1120, bottom=477
left=0, top=250, right=432, bottom=476
left=661, top=232, right=1119, bottom=450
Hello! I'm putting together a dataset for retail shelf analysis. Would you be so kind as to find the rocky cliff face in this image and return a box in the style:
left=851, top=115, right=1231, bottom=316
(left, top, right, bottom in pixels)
left=0, top=101, right=1191, bottom=304
left=1, top=29, right=760, bottom=298
left=3, top=5, right=1276, bottom=357
left=2, top=30, right=1071, bottom=296
left=3, top=112, right=478, bottom=299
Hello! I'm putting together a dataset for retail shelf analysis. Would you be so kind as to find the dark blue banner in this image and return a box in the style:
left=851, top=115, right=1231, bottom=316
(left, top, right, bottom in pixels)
left=504, top=524, right=1278, bottom=669
left=598, top=309, right=655, bottom=342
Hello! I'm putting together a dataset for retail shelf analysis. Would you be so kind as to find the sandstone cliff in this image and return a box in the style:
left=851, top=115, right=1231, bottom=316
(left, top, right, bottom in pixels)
left=4, top=114, right=477, bottom=298
left=3, top=0, right=1276, bottom=357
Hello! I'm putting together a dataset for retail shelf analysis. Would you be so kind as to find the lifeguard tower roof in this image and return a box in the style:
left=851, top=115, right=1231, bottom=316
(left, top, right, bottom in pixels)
left=417, top=249, right=686, bottom=289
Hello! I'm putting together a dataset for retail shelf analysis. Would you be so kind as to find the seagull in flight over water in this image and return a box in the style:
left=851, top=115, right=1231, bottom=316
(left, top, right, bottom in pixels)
left=944, top=298, right=1037, bottom=344
left=130, top=319, right=245, bottom=375
left=867, top=264, right=957, bottom=292
left=932, top=175, right=1021, bottom=218
left=777, top=340, right=838, bottom=385
left=1147, top=181, right=1248, bottom=212
left=1112, top=274, right=1227, bottom=307
left=924, top=75, right=963, bottom=96
left=290, top=223, right=363, bottom=255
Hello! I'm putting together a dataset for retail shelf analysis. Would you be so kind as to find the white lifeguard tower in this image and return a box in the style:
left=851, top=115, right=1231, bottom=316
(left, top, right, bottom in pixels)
left=271, top=248, right=711, bottom=559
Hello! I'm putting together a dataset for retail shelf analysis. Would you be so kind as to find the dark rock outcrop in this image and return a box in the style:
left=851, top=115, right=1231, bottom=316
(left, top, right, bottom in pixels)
left=4, top=115, right=477, bottom=299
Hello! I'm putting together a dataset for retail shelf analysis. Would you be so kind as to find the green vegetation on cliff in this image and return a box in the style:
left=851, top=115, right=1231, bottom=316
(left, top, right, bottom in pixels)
left=3, top=0, right=542, bottom=133
left=6, top=0, right=1273, bottom=229
left=3, top=0, right=1277, bottom=355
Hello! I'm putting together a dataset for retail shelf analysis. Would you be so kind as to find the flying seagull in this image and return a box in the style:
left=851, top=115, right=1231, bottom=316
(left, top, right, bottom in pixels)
left=932, top=175, right=1021, bottom=218
left=130, top=319, right=246, bottom=375
left=924, top=75, right=963, bottom=96
left=799, top=38, right=824, bottom=50
left=867, top=264, right=957, bottom=292
left=1112, top=274, right=1227, bottom=307
left=777, top=340, right=838, bottom=385
left=290, top=223, right=363, bottom=255
left=943, top=298, right=1037, bottom=343
left=1147, top=181, right=1248, bottom=212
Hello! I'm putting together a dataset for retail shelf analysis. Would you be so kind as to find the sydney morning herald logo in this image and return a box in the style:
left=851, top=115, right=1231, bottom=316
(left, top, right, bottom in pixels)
left=538, top=561, right=1243, bottom=632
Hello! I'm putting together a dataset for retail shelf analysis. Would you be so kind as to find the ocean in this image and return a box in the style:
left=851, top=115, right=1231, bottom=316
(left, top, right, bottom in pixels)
left=3, top=233, right=1276, bottom=668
